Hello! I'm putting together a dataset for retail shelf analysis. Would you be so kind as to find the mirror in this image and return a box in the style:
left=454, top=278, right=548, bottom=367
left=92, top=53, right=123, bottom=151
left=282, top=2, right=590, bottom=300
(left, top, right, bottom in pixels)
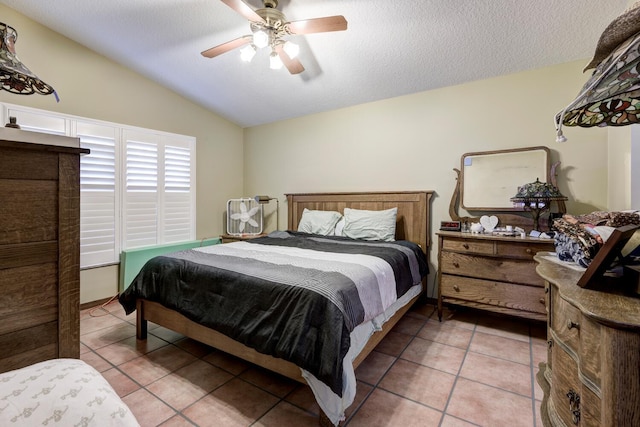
left=461, top=146, right=550, bottom=211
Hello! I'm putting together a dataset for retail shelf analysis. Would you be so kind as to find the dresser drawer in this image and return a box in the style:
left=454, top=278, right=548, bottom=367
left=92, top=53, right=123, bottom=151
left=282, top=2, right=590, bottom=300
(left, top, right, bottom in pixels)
left=495, top=240, right=553, bottom=260
left=440, top=275, right=546, bottom=314
left=550, top=346, right=582, bottom=427
left=441, top=238, right=494, bottom=255
left=440, top=251, right=545, bottom=286
left=578, top=316, right=601, bottom=389
left=550, top=287, right=581, bottom=355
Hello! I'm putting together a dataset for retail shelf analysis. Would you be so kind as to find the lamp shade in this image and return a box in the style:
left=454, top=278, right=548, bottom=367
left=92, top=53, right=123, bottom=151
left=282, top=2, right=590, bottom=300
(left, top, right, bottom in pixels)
left=510, top=179, right=568, bottom=204
left=510, top=179, right=567, bottom=231
left=555, top=2, right=640, bottom=130
left=0, top=22, right=56, bottom=97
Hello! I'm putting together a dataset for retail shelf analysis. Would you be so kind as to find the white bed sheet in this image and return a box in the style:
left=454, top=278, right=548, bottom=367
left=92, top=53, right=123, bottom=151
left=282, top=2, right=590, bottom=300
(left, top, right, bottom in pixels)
left=301, top=283, right=423, bottom=425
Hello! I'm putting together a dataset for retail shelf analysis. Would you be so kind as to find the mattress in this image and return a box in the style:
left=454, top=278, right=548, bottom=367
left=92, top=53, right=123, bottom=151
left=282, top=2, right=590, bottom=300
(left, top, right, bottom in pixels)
left=0, top=358, right=139, bottom=426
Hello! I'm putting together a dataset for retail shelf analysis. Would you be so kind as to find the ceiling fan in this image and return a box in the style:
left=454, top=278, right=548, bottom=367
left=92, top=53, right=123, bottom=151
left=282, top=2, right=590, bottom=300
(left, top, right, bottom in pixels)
left=201, top=0, right=348, bottom=74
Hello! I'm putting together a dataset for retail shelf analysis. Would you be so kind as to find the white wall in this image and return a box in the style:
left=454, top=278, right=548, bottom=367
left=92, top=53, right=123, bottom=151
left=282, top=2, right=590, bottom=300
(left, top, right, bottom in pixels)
left=0, top=4, right=244, bottom=303
left=244, top=60, right=611, bottom=293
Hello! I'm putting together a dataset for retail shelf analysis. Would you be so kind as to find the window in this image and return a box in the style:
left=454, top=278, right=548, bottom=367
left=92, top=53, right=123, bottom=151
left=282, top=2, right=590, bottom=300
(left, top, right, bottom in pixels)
left=1, top=103, right=196, bottom=268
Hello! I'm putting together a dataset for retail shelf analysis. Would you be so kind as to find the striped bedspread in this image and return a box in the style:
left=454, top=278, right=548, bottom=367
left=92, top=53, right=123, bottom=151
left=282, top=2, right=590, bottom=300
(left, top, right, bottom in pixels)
left=119, top=231, right=428, bottom=396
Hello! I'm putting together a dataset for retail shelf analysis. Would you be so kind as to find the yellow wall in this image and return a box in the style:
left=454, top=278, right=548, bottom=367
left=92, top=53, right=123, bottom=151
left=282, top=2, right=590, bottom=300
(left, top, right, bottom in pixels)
left=244, top=60, right=612, bottom=280
left=2, top=5, right=630, bottom=303
left=0, top=5, right=244, bottom=303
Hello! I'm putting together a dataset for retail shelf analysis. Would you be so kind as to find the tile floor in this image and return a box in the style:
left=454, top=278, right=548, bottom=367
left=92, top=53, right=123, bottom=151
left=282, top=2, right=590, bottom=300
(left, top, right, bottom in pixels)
left=80, top=299, right=548, bottom=427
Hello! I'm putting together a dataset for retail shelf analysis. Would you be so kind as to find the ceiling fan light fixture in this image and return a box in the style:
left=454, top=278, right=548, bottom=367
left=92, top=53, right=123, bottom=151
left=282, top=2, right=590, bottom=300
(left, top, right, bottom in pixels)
left=252, top=30, right=269, bottom=49
left=269, top=51, right=283, bottom=69
left=240, top=44, right=256, bottom=62
left=282, top=40, right=299, bottom=59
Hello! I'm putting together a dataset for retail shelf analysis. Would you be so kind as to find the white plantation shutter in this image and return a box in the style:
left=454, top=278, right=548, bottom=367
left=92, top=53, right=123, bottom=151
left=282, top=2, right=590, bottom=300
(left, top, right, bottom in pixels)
left=164, top=139, right=194, bottom=243
left=77, top=122, right=118, bottom=267
left=124, top=132, right=159, bottom=249
left=123, top=131, right=196, bottom=250
left=1, top=102, right=196, bottom=268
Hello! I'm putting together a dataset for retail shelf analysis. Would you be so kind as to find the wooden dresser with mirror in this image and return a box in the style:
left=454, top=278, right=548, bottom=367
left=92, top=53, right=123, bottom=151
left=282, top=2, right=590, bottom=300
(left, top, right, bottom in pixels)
left=437, top=146, right=563, bottom=321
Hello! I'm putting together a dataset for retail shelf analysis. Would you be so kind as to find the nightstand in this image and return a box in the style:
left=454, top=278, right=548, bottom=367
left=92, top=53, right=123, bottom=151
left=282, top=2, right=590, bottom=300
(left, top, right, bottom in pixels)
left=220, top=233, right=266, bottom=243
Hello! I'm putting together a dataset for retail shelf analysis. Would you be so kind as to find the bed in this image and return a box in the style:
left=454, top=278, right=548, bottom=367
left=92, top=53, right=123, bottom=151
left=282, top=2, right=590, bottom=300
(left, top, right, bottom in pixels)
left=119, top=191, right=433, bottom=425
left=0, top=358, right=139, bottom=426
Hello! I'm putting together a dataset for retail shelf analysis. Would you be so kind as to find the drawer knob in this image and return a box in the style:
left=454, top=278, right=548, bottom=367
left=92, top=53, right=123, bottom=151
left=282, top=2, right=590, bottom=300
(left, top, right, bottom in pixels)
left=453, top=262, right=460, bottom=268
left=547, top=339, right=553, bottom=348
left=539, top=298, right=545, bottom=304
left=453, top=285, right=460, bottom=292
left=462, top=243, right=469, bottom=250
left=567, top=320, right=580, bottom=330
left=545, top=287, right=549, bottom=294
left=525, top=248, right=532, bottom=254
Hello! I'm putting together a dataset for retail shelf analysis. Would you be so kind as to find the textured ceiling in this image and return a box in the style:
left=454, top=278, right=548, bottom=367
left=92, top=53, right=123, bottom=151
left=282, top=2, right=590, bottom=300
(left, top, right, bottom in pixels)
left=0, top=0, right=629, bottom=128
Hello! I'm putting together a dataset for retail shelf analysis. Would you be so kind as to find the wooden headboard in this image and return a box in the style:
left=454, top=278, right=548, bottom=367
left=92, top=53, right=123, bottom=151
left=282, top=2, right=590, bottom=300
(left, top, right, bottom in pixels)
left=286, top=191, right=434, bottom=256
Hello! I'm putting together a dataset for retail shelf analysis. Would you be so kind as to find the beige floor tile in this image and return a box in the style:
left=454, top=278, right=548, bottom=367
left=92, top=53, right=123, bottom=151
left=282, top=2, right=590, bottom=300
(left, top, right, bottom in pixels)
left=373, top=330, right=413, bottom=356
left=80, top=350, right=112, bottom=372
left=202, top=348, right=251, bottom=375
left=470, top=331, right=531, bottom=365
left=239, top=366, right=297, bottom=398
left=284, top=384, right=319, bottom=415
left=181, top=378, right=279, bottom=426
left=401, top=336, right=466, bottom=375
left=80, top=312, right=129, bottom=335
left=95, top=334, right=169, bottom=366
left=459, top=351, right=532, bottom=396
left=119, top=345, right=197, bottom=386
left=355, top=350, right=395, bottom=385
left=418, top=319, right=474, bottom=349
left=147, top=359, right=234, bottom=410
left=80, top=322, right=136, bottom=350
left=440, top=415, right=479, bottom=427
left=392, top=315, right=427, bottom=335
left=439, top=308, right=479, bottom=330
left=447, top=378, right=534, bottom=427
left=475, top=314, right=532, bottom=342
left=379, top=359, right=455, bottom=411
left=123, top=388, right=176, bottom=426
left=174, top=337, right=215, bottom=358
left=348, top=388, right=442, bottom=427
left=159, top=415, right=198, bottom=426
left=253, top=401, right=318, bottom=427
left=101, top=367, right=141, bottom=397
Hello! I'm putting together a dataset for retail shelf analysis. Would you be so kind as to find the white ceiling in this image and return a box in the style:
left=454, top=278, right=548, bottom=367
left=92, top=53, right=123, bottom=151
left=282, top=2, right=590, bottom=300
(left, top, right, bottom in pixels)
left=0, top=0, right=629, bottom=128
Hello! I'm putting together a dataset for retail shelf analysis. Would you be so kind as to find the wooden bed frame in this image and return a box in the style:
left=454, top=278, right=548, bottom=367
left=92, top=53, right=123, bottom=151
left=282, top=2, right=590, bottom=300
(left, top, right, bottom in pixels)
left=135, top=191, right=433, bottom=422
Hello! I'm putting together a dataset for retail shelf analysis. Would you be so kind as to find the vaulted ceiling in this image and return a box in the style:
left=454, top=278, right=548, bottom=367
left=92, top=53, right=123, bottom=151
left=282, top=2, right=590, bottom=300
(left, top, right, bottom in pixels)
left=0, top=0, right=628, bottom=127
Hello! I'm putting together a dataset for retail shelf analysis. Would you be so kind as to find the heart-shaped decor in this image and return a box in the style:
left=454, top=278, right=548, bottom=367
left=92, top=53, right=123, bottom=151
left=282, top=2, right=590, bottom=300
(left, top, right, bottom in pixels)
left=480, top=215, right=499, bottom=232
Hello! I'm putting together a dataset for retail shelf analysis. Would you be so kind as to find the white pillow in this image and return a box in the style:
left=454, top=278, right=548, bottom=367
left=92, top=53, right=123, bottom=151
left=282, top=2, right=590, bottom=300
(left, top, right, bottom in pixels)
left=342, top=207, right=398, bottom=241
left=297, top=208, right=343, bottom=236
left=334, top=217, right=345, bottom=236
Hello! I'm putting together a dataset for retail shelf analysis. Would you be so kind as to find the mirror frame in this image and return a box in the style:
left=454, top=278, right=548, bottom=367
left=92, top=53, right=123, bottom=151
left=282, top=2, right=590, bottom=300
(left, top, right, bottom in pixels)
left=460, top=146, right=551, bottom=212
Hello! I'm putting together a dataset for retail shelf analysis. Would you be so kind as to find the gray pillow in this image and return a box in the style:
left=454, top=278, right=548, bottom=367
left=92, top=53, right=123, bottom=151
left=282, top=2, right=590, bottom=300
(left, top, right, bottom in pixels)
left=297, top=208, right=343, bottom=235
left=342, top=207, right=398, bottom=241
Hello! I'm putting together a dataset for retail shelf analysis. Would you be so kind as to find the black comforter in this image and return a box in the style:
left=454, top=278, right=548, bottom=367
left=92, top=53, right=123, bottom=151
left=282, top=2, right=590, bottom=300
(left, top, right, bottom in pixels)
left=119, top=231, right=428, bottom=396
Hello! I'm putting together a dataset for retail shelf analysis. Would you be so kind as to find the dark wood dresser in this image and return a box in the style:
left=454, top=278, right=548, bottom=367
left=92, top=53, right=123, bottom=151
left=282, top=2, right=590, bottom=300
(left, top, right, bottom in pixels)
left=0, top=128, right=88, bottom=373
left=535, top=252, right=640, bottom=427
left=437, top=231, right=554, bottom=321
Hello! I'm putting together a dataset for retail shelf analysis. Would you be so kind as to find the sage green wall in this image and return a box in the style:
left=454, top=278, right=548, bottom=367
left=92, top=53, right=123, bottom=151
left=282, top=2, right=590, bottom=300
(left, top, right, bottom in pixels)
left=244, top=60, right=612, bottom=284
left=0, top=5, right=244, bottom=303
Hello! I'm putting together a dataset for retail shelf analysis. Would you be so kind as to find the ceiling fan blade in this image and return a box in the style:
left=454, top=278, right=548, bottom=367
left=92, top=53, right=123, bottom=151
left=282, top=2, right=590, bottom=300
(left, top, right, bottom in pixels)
left=220, top=0, right=265, bottom=23
left=287, top=16, right=348, bottom=35
left=201, top=36, right=250, bottom=58
left=276, top=45, right=305, bottom=74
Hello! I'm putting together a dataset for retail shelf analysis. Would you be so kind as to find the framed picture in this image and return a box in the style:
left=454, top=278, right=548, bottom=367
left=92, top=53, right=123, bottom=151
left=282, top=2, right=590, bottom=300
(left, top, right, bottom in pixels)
left=577, top=224, right=640, bottom=289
